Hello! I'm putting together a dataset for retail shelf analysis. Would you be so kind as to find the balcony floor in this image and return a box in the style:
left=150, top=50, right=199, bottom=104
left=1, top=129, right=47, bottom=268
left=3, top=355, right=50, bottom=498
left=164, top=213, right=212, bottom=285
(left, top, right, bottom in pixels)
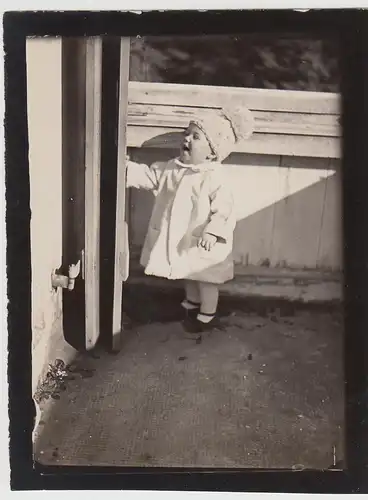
left=34, top=282, right=344, bottom=469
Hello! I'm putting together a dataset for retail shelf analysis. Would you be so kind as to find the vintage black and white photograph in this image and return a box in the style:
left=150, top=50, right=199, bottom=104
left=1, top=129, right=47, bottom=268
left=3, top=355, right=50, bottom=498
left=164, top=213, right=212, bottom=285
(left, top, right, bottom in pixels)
left=27, top=30, right=345, bottom=470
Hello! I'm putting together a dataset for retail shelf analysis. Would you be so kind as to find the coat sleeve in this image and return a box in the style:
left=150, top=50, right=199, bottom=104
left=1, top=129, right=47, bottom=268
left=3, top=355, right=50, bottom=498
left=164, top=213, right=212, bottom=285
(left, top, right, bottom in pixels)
left=203, top=172, right=236, bottom=242
left=126, top=160, right=165, bottom=192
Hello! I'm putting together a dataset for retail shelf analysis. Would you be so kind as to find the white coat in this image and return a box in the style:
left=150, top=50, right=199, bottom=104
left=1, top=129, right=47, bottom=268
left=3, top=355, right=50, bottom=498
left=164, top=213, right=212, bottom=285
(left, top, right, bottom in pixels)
left=126, top=158, right=236, bottom=284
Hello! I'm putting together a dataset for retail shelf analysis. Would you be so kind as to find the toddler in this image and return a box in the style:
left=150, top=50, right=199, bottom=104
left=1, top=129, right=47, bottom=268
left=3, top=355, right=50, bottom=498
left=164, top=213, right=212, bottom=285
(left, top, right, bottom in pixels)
left=126, top=105, right=254, bottom=333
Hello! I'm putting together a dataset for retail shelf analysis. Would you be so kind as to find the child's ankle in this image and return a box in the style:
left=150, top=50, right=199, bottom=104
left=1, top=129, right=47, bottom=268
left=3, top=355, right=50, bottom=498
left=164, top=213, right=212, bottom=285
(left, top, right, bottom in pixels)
left=197, top=311, right=216, bottom=323
left=181, top=299, right=200, bottom=310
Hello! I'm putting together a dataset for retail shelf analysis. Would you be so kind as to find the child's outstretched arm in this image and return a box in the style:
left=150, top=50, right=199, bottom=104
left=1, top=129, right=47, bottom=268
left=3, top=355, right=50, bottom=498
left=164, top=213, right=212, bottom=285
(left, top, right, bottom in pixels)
left=126, top=156, right=163, bottom=192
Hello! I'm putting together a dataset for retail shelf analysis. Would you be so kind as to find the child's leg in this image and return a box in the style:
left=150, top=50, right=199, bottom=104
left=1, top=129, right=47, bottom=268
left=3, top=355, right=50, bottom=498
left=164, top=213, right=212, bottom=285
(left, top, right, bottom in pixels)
left=197, top=282, right=219, bottom=323
left=181, top=280, right=200, bottom=310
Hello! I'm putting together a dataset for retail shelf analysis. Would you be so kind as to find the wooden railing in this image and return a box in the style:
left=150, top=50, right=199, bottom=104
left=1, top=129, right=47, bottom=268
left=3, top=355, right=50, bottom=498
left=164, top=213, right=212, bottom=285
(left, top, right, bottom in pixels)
left=127, top=82, right=341, bottom=159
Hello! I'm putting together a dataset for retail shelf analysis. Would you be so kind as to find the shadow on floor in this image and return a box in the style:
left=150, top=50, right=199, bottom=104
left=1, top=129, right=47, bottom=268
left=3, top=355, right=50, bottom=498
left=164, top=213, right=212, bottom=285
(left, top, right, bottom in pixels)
left=33, top=283, right=345, bottom=470
left=122, top=279, right=341, bottom=326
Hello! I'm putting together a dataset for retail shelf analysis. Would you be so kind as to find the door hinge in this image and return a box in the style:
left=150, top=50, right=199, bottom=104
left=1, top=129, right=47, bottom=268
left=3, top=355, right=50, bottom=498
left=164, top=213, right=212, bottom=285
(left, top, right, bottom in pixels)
left=51, top=260, right=81, bottom=291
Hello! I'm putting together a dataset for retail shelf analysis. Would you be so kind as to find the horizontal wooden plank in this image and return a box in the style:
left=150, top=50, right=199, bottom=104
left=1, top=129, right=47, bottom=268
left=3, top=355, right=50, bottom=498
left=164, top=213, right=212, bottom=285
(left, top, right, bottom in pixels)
left=127, top=103, right=340, bottom=138
left=254, top=110, right=339, bottom=137
left=126, top=82, right=341, bottom=158
left=129, top=149, right=339, bottom=170
left=280, top=156, right=340, bottom=170
left=127, top=126, right=341, bottom=159
left=128, top=81, right=340, bottom=115
left=225, top=153, right=282, bottom=167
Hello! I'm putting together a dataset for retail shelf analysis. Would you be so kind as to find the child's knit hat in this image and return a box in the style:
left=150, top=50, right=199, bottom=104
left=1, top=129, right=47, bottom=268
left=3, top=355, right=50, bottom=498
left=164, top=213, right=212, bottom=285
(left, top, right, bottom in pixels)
left=189, top=104, right=254, bottom=162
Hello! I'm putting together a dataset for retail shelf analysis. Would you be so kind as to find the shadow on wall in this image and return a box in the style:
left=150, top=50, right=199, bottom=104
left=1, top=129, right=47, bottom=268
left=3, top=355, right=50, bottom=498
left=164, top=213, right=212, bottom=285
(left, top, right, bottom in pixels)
left=129, top=138, right=342, bottom=273
left=232, top=170, right=341, bottom=270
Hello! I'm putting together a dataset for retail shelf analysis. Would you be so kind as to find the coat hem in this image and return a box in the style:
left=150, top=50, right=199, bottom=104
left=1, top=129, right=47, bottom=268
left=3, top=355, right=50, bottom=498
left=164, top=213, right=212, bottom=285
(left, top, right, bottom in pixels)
left=142, top=268, right=234, bottom=285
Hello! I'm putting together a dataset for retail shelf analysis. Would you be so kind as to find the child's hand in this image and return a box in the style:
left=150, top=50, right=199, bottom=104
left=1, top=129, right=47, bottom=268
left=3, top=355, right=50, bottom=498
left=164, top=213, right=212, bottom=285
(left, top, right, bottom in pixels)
left=197, top=233, right=217, bottom=251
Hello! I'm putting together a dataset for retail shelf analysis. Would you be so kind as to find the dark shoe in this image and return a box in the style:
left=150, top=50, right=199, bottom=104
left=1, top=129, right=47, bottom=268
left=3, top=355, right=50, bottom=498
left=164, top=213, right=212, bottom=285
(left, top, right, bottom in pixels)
left=198, top=316, right=224, bottom=332
left=185, top=308, right=199, bottom=320
left=183, top=315, right=223, bottom=334
left=182, top=315, right=201, bottom=334
left=181, top=300, right=200, bottom=321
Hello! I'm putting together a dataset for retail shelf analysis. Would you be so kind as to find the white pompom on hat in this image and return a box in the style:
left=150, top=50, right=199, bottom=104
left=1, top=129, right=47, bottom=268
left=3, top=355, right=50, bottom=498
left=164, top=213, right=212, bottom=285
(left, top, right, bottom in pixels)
left=189, top=104, right=254, bottom=162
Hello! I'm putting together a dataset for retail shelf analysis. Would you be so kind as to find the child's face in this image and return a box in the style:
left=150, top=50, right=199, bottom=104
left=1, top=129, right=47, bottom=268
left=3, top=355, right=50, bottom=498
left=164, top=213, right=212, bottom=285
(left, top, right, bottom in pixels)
left=179, top=123, right=215, bottom=165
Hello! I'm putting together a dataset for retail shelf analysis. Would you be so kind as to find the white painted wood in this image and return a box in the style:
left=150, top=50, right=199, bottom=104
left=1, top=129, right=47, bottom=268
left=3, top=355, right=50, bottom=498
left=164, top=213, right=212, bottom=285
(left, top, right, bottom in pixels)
left=233, top=203, right=276, bottom=267
left=128, top=151, right=340, bottom=271
left=126, top=82, right=341, bottom=158
left=225, top=153, right=282, bottom=167
left=280, top=156, right=340, bottom=170
left=127, top=103, right=340, bottom=137
left=231, top=162, right=286, bottom=267
left=269, top=163, right=332, bottom=269
left=127, top=126, right=341, bottom=158
left=112, top=37, right=131, bottom=352
left=26, top=38, right=64, bottom=393
left=125, top=83, right=342, bottom=272
left=84, top=37, right=102, bottom=351
left=128, top=271, right=342, bottom=303
left=316, top=164, right=342, bottom=271
left=128, top=81, right=340, bottom=114
left=129, top=148, right=171, bottom=248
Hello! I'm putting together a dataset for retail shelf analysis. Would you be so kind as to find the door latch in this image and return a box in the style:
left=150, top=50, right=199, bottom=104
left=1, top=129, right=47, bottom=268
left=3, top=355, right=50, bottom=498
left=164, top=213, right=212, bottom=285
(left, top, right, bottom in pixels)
left=51, top=260, right=81, bottom=291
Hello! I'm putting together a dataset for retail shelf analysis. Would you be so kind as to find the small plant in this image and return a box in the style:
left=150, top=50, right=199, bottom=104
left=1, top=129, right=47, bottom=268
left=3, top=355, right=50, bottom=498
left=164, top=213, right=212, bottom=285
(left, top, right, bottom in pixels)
left=34, top=359, right=71, bottom=404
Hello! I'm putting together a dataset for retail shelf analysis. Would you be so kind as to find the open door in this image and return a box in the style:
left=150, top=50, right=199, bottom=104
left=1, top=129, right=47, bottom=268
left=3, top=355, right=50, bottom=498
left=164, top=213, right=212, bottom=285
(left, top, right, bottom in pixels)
left=60, top=37, right=103, bottom=352
left=111, top=38, right=131, bottom=352
left=84, top=37, right=103, bottom=350
left=64, top=36, right=129, bottom=352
